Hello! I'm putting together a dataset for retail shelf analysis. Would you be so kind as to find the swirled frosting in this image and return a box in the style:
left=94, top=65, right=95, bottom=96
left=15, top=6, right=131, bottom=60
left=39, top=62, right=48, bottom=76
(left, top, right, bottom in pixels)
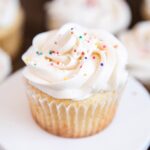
left=45, top=0, right=131, bottom=33
left=22, top=23, right=128, bottom=100
left=0, top=0, right=20, bottom=28
left=0, top=49, right=11, bottom=82
left=119, top=21, right=150, bottom=82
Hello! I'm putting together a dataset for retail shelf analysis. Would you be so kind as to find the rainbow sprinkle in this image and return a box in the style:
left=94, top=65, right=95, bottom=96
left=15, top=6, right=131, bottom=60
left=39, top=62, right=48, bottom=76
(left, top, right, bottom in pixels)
left=100, top=63, right=104, bottom=66
left=79, top=35, right=83, bottom=39
left=36, top=51, right=43, bottom=55
left=49, top=51, right=54, bottom=55
left=64, top=77, right=69, bottom=80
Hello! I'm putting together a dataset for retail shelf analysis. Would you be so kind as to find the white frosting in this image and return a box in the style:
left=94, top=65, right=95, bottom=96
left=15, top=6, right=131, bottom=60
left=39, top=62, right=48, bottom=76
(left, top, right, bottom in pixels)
left=119, top=21, right=150, bottom=83
left=0, top=0, right=20, bottom=28
left=22, top=23, right=128, bottom=100
left=45, top=0, right=131, bottom=34
left=0, top=49, right=12, bottom=82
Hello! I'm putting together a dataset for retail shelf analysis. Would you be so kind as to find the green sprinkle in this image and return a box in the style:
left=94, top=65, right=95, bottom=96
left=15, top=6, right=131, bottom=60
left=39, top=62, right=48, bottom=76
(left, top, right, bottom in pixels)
left=49, top=51, right=54, bottom=55
left=36, top=51, right=43, bottom=55
left=79, top=36, right=83, bottom=39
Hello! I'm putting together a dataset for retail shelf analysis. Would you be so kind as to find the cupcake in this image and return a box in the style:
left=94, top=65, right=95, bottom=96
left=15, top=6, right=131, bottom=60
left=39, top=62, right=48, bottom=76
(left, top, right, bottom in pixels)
left=0, top=0, right=25, bottom=59
left=45, top=0, right=131, bottom=34
left=0, top=49, right=11, bottom=83
left=142, top=0, right=150, bottom=19
left=119, top=21, right=150, bottom=90
left=22, top=23, right=128, bottom=138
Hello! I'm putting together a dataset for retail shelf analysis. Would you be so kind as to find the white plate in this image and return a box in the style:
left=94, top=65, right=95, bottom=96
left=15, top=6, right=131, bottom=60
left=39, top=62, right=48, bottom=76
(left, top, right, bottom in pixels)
left=0, top=70, right=150, bottom=150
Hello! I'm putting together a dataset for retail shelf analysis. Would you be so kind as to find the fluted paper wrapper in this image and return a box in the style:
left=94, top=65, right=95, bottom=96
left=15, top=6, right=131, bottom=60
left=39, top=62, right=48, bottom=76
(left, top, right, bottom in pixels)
left=26, top=82, right=119, bottom=138
left=0, top=8, right=24, bottom=59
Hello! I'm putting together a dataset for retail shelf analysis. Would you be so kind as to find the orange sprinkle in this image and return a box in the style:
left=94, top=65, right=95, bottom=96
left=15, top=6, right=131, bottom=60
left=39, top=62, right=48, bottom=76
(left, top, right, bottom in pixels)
left=64, top=77, right=68, bottom=80
left=74, top=49, right=77, bottom=53
left=45, top=56, right=52, bottom=62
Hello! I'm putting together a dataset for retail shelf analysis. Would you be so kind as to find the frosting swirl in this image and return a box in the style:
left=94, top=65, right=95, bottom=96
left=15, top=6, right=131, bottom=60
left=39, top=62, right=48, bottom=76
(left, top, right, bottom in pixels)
left=22, top=23, right=127, bottom=100
left=119, top=21, right=150, bottom=82
left=0, top=0, right=20, bottom=28
left=45, top=0, right=131, bottom=33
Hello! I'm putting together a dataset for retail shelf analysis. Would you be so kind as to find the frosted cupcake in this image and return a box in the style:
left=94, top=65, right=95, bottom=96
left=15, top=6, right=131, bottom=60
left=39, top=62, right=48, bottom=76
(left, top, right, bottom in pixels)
left=142, top=0, right=150, bottom=19
left=22, top=23, right=128, bottom=138
left=45, top=0, right=131, bottom=34
left=0, top=49, right=11, bottom=83
left=0, top=0, right=25, bottom=59
left=119, top=21, right=150, bottom=90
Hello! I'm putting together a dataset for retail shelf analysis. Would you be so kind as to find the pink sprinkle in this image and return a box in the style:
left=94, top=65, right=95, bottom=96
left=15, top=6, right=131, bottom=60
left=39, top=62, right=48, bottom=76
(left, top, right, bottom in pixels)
left=102, top=45, right=107, bottom=49
left=81, top=52, right=85, bottom=55
left=92, top=56, right=96, bottom=59
left=80, top=65, right=82, bottom=68
left=84, top=33, right=87, bottom=36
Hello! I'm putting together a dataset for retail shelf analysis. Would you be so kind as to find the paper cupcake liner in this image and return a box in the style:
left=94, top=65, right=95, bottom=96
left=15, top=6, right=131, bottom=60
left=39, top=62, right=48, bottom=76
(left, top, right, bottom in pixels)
left=0, top=8, right=25, bottom=59
left=26, top=82, right=119, bottom=138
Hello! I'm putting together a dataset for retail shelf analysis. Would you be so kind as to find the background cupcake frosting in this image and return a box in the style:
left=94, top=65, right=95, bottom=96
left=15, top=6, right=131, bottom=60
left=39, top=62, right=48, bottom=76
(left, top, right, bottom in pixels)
left=0, top=49, right=11, bottom=82
left=119, top=21, right=150, bottom=84
left=0, top=0, right=20, bottom=28
left=45, top=0, right=131, bottom=34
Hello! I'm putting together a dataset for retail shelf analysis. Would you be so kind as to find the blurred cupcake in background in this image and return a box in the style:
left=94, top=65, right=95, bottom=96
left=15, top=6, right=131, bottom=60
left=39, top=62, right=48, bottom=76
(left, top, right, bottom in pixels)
left=119, top=21, right=150, bottom=90
left=142, top=0, right=150, bottom=19
left=45, top=0, right=131, bottom=34
left=0, top=0, right=25, bottom=59
left=0, top=49, right=11, bottom=83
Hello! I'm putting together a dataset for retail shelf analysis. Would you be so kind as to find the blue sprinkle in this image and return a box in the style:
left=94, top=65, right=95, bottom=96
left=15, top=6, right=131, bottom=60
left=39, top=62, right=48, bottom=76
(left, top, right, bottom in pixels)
left=100, top=63, right=104, bottom=66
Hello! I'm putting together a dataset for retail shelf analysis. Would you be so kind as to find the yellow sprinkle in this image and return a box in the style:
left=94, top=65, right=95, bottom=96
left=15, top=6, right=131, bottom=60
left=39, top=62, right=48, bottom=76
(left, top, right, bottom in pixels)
left=95, top=42, right=99, bottom=48
left=24, top=57, right=31, bottom=64
left=64, top=77, right=69, bottom=80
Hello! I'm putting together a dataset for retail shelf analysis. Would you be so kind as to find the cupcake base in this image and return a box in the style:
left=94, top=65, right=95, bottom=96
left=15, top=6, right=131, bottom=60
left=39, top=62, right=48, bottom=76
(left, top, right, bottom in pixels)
left=26, top=81, right=119, bottom=138
left=0, top=8, right=25, bottom=59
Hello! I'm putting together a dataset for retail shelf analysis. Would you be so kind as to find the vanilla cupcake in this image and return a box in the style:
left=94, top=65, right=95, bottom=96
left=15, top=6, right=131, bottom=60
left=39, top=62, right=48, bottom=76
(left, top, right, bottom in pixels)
left=119, top=21, right=150, bottom=90
left=0, top=49, right=11, bottom=83
left=22, top=23, right=128, bottom=138
left=0, top=0, right=25, bottom=59
left=142, top=0, right=150, bottom=19
left=45, top=0, right=131, bottom=34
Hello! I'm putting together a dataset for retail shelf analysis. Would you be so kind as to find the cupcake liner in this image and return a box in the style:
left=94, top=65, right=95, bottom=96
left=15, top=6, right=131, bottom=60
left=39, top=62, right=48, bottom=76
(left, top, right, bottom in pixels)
left=26, top=82, right=119, bottom=138
left=0, top=8, right=25, bottom=59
